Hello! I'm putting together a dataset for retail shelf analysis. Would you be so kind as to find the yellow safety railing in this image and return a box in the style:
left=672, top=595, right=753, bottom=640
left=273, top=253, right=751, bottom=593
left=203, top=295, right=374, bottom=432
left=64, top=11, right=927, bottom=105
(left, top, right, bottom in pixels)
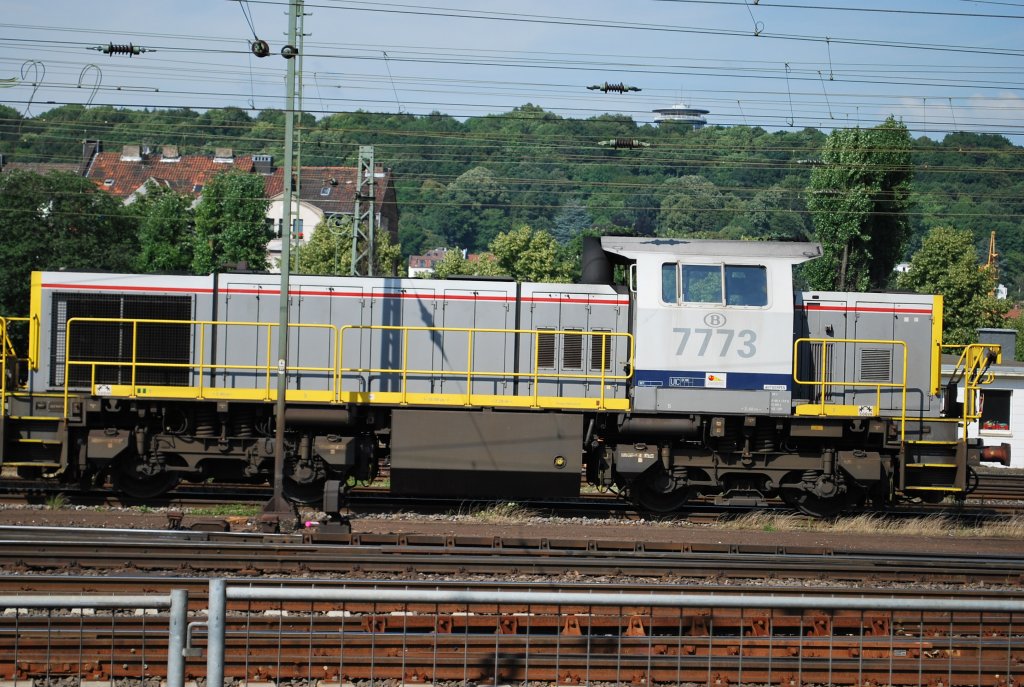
left=793, top=337, right=909, bottom=440
left=936, top=342, right=1001, bottom=440
left=336, top=325, right=633, bottom=411
left=1, top=317, right=13, bottom=409
left=62, top=317, right=339, bottom=417
left=58, top=318, right=634, bottom=416
left=1, top=315, right=36, bottom=408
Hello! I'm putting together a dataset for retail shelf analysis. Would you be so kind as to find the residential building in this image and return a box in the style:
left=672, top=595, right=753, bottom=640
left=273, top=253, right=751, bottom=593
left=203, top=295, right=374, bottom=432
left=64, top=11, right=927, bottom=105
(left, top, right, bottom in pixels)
left=408, top=248, right=452, bottom=277
left=263, top=164, right=399, bottom=271
left=73, top=142, right=398, bottom=272
left=84, top=144, right=254, bottom=201
left=407, top=248, right=483, bottom=277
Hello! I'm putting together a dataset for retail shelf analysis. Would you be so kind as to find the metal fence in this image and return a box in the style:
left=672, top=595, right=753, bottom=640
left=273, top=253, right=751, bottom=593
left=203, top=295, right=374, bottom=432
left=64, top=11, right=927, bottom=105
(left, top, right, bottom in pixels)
left=0, top=590, right=188, bottom=687
left=207, top=581, right=1024, bottom=687
left=3, top=582, right=1023, bottom=687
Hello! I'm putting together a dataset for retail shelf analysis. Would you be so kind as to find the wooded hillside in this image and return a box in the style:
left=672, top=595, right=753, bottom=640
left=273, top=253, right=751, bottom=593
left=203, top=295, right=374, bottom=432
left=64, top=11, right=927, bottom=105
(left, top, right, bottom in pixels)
left=2, top=103, right=1021, bottom=297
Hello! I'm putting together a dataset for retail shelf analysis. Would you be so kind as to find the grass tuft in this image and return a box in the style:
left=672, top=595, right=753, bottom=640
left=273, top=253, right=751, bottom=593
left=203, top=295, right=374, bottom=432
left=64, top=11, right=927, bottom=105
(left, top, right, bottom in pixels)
left=44, top=492, right=68, bottom=510
left=718, top=511, right=1024, bottom=539
left=470, top=501, right=538, bottom=524
left=190, top=504, right=261, bottom=517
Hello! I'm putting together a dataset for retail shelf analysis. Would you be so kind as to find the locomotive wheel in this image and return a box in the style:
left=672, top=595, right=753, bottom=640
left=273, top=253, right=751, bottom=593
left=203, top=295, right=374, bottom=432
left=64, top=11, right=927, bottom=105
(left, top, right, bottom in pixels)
left=780, top=488, right=853, bottom=519
left=283, top=454, right=330, bottom=504
left=631, top=469, right=695, bottom=513
left=111, top=460, right=180, bottom=499
left=283, top=476, right=327, bottom=505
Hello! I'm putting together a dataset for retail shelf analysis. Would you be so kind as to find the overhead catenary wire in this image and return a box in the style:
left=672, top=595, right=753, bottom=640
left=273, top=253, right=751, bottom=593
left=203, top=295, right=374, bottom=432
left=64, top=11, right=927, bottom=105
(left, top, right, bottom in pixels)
left=0, top=3, right=1020, bottom=156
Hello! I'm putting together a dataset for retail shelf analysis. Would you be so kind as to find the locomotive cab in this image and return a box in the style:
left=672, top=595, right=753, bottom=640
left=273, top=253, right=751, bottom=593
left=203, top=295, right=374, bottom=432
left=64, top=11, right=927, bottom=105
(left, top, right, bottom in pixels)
left=600, top=237, right=822, bottom=416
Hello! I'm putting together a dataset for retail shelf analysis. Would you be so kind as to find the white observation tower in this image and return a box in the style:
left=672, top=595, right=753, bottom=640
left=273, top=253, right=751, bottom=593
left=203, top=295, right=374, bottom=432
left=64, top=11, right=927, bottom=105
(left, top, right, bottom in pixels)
left=653, top=103, right=710, bottom=129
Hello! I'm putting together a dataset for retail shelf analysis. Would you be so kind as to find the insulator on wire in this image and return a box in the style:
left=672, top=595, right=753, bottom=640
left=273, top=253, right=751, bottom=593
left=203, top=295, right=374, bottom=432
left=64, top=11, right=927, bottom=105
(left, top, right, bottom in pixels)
left=587, top=82, right=641, bottom=94
left=90, top=43, right=150, bottom=57
left=598, top=139, right=651, bottom=149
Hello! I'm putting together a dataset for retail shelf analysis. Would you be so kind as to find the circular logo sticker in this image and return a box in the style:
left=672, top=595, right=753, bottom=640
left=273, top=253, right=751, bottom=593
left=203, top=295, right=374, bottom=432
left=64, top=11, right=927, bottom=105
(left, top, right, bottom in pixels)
left=704, top=312, right=727, bottom=327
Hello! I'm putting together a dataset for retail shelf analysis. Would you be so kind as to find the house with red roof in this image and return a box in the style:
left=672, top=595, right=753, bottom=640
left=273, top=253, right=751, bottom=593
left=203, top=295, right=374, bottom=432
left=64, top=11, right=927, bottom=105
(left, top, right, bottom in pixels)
left=84, top=144, right=255, bottom=201
left=75, top=142, right=398, bottom=271
left=263, top=163, right=399, bottom=270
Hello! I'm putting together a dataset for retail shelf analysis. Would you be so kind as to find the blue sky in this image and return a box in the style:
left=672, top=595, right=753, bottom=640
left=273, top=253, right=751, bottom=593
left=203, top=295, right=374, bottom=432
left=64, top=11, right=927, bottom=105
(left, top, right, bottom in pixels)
left=2, top=1, right=1022, bottom=142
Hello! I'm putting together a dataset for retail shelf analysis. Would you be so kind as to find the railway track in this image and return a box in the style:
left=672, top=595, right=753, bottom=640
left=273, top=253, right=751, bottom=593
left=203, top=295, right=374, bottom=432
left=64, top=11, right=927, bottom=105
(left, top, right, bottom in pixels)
left=3, top=473, right=1024, bottom=522
left=1, top=525, right=1022, bottom=584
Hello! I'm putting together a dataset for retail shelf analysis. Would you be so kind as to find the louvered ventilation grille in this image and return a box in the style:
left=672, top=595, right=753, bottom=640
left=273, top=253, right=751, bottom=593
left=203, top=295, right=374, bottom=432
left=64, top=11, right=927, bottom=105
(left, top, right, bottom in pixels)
left=591, top=331, right=612, bottom=370
left=537, top=330, right=556, bottom=368
left=563, top=330, right=583, bottom=369
left=859, top=348, right=892, bottom=382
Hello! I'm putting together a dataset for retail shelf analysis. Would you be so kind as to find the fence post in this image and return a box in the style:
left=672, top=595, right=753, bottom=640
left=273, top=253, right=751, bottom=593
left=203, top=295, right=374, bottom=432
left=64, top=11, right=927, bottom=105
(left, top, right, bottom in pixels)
left=167, top=589, right=189, bottom=687
left=207, top=579, right=226, bottom=687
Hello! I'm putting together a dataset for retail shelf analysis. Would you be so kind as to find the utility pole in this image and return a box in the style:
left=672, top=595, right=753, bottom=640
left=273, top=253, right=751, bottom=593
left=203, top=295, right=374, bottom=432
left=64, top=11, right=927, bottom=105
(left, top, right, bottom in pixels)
left=264, top=0, right=302, bottom=528
left=291, top=6, right=307, bottom=274
left=351, top=145, right=376, bottom=276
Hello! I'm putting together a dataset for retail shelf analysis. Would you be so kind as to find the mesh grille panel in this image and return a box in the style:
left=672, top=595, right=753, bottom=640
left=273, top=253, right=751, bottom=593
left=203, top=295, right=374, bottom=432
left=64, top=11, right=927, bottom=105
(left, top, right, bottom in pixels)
left=51, top=292, right=192, bottom=388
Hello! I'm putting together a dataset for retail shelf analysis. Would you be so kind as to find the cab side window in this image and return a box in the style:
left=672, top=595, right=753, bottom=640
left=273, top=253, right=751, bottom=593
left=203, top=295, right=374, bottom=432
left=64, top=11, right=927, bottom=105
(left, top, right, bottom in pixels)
left=724, top=265, right=767, bottom=306
left=661, top=263, right=678, bottom=303
left=661, top=263, right=767, bottom=307
left=682, top=265, right=723, bottom=303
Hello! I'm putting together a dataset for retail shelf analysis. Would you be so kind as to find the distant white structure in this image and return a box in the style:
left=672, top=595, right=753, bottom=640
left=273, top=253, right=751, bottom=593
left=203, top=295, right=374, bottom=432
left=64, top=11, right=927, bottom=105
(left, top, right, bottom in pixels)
left=653, top=103, right=710, bottom=128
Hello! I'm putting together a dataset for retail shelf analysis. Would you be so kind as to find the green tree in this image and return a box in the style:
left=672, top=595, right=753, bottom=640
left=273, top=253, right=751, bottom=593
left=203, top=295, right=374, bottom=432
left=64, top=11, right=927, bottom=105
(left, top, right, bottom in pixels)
left=0, top=170, right=138, bottom=316
left=552, top=198, right=592, bottom=244
left=488, top=225, right=569, bottom=282
left=431, top=248, right=469, bottom=278
left=896, top=226, right=1009, bottom=345
left=375, top=230, right=403, bottom=277
left=295, top=217, right=351, bottom=275
left=440, top=167, right=511, bottom=250
left=1006, top=312, right=1024, bottom=362
left=745, top=185, right=809, bottom=240
left=805, top=116, right=913, bottom=291
left=656, top=176, right=727, bottom=237
left=192, top=171, right=271, bottom=274
left=296, top=217, right=402, bottom=277
left=133, top=183, right=194, bottom=273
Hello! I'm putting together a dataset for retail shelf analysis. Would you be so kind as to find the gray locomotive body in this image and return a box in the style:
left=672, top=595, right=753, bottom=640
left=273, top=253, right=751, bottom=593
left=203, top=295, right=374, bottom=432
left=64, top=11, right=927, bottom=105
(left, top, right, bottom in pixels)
left=0, top=237, right=1007, bottom=515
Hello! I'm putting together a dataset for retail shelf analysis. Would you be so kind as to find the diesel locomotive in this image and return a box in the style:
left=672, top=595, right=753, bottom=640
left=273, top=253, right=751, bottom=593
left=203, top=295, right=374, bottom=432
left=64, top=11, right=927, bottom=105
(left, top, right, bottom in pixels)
left=0, top=237, right=1009, bottom=516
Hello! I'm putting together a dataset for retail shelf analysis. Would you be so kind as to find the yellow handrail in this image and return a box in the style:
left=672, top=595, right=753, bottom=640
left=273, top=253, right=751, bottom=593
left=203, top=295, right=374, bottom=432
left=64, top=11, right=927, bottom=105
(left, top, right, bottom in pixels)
left=0, top=316, right=35, bottom=410
left=793, top=337, right=909, bottom=440
left=1, top=318, right=8, bottom=408
left=336, top=324, right=633, bottom=410
left=62, top=317, right=338, bottom=417
left=57, top=317, right=634, bottom=416
left=942, top=342, right=1001, bottom=439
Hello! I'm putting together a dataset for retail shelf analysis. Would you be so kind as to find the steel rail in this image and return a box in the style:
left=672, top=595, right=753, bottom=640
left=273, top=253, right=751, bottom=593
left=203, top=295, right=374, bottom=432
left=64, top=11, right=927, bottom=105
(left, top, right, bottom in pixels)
left=0, top=526, right=1021, bottom=584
